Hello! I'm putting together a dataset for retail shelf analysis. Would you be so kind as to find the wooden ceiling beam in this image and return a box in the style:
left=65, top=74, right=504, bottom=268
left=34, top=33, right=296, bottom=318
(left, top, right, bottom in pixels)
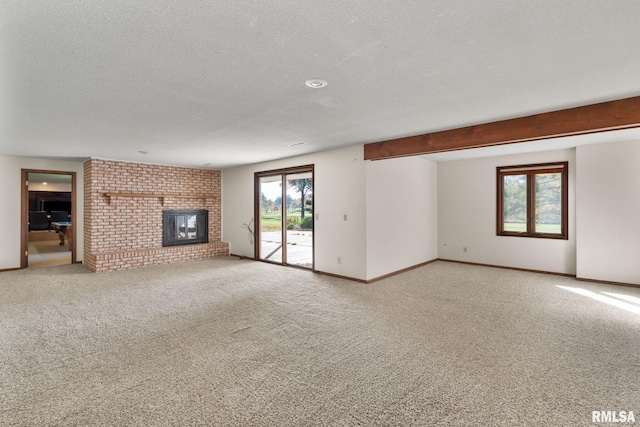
left=363, top=95, right=640, bottom=161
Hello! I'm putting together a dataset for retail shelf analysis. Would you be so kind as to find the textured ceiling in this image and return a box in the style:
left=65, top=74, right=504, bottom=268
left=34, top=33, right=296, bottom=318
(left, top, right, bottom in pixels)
left=2, top=1, right=640, bottom=169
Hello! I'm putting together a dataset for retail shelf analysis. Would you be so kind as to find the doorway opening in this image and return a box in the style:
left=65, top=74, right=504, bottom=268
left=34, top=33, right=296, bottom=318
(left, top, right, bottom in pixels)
left=21, top=169, right=76, bottom=269
left=255, top=165, right=314, bottom=269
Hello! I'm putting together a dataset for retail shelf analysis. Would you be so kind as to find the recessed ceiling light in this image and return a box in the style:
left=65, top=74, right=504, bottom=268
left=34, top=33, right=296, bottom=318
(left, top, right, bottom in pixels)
left=288, top=142, right=307, bottom=147
left=42, top=182, right=48, bottom=185
left=138, top=150, right=149, bottom=154
left=305, top=79, right=328, bottom=89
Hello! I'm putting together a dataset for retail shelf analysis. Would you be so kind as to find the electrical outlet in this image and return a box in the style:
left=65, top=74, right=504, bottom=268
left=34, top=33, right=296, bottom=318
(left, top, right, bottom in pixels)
left=343, top=214, right=348, bottom=221
left=315, top=213, right=319, bottom=220
left=337, top=257, right=342, bottom=264
left=463, top=247, right=467, bottom=253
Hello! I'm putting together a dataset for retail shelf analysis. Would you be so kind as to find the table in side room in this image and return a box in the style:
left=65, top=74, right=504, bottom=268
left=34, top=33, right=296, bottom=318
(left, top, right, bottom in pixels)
left=50, top=221, right=72, bottom=252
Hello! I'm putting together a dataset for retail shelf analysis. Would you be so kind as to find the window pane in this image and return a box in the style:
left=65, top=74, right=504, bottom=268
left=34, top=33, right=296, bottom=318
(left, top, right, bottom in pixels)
left=259, top=176, right=283, bottom=263
left=503, top=174, right=527, bottom=232
left=535, top=172, right=562, bottom=234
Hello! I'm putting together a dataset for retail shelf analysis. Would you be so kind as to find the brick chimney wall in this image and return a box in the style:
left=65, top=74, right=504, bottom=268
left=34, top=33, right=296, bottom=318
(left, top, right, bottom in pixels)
left=84, top=159, right=228, bottom=272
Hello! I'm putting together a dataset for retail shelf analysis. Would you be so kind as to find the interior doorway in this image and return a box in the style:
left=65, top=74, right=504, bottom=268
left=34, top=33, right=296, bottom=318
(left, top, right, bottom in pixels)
left=255, top=165, right=314, bottom=269
left=21, top=169, right=76, bottom=269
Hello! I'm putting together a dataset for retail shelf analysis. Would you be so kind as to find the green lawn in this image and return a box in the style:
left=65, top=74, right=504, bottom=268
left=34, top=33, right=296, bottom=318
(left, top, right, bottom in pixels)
left=260, top=209, right=310, bottom=231
left=260, top=214, right=282, bottom=231
left=504, top=222, right=561, bottom=234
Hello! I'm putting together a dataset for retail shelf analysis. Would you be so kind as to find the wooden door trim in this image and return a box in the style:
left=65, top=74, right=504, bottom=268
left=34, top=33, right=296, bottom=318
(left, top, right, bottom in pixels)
left=21, top=169, right=77, bottom=268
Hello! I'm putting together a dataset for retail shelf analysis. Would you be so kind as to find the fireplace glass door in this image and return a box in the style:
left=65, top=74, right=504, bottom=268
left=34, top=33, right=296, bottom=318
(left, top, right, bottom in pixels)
left=163, top=209, right=208, bottom=247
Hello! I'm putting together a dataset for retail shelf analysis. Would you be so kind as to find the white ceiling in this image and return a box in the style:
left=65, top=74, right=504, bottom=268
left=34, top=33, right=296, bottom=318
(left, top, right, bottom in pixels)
left=28, top=172, right=72, bottom=185
left=2, top=1, right=640, bottom=169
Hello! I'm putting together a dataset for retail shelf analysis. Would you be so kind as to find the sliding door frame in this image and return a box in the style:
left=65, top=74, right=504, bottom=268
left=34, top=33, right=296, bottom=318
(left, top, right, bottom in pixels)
left=254, top=165, right=314, bottom=270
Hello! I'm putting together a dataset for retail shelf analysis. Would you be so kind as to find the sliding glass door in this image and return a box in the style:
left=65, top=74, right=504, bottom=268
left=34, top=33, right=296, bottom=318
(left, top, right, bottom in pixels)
left=256, top=166, right=313, bottom=269
left=258, top=175, right=284, bottom=263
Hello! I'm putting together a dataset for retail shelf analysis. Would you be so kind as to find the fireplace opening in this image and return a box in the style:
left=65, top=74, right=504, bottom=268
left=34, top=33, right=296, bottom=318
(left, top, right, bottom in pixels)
left=163, top=209, right=209, bottom=247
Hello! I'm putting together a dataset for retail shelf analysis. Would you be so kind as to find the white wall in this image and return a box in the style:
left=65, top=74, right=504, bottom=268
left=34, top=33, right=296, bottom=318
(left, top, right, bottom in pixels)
left=437, top=149, right=576, bottom=275
left=222, top=145, right=368, bottom=280
left=366, top=156, right=438, bottom=279
left=0, top=155, right=84, bottom=269
left=576, top=140, right=640, bottom=285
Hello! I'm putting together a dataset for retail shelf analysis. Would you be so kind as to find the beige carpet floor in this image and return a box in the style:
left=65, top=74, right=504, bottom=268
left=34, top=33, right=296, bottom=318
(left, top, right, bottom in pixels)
left=27, top=231, right=71, bottom=268
left=1, top=258, right=639, bottom=426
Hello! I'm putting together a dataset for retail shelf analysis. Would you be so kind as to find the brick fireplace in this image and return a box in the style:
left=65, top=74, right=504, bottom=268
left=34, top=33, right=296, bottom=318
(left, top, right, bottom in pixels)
left=83, top=159, right=229, bottom=272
